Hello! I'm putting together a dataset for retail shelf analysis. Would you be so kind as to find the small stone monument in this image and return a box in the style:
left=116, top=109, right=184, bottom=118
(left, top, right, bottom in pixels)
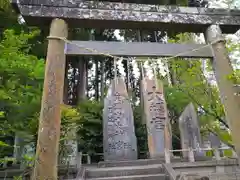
left=13, top=133, right=35, bottom=167
left=21, top=142, right=35, bottom=169
left=63, top=129, right=78, bottom=165
left=103, top=77, right=137, bottom=161
left=142, top=78, right=168, bottom=158
left=179, top=103, right=204, bottom=159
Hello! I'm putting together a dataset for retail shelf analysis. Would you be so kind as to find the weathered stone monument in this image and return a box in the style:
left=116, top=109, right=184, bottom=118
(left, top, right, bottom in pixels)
left=103, top=77, right=137, bottom=161
left=142, top=78, right=168, bottom=158
left=13, top=133, right=35, bottom=167
left=179, top=103, right=204, bottom=159
left=62, top=130, right=78, bottom=165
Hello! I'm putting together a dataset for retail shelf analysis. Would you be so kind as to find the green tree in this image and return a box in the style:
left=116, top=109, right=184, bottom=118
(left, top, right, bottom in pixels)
left=0, top=29, right=45, bottom=157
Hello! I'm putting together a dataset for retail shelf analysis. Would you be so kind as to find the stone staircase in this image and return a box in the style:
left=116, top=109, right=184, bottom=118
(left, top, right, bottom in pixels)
left=84, top=159, right=169, bottom=180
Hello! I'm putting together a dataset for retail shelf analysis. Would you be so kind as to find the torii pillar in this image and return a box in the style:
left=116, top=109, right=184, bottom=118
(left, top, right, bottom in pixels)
left=33, top=18, right=68, bottom=180
left=205, top=24, right=240, bottom=164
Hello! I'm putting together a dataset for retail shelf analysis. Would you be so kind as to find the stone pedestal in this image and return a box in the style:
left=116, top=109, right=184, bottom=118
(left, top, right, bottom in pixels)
left=103, top=77, right=137, bottom=161
left=142, top=78, right=168, bottom=158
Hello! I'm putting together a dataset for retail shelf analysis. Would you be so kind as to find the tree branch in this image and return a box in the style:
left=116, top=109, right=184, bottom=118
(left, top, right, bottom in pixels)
left=178, top=87, right=229, bottom=129
left=207, top=127, right=234, bottom=150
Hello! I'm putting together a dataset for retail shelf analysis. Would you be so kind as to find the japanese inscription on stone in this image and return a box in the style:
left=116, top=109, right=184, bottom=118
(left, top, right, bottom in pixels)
left=142, top=78, right=168, bottom=158
left=179, top=103, right=204, bottom=158
left=103, top=78, right=137, bottom=161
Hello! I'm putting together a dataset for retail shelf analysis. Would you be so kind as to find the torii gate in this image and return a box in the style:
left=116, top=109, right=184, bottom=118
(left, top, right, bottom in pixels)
left=11, top=0, right=240, bottom=179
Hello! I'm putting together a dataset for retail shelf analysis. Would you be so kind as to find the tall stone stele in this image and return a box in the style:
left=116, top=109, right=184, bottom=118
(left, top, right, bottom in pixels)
left=179, top=103, right=204, bottom=159
left=103, top=77, right=137, bottom=161
left=142, top=78, right=169, bottom=158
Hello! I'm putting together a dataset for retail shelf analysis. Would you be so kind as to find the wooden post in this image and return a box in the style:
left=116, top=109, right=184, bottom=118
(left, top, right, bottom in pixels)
left=188, top=148, right=195, bottom=162
left=165, top=149, right=171, bottom=163
left=165, top=120, right=173, bottom=158
left=87, top=154, right=91, bottom=164
left=63, top=59, right=69, bottom=104
left=204, top=25, right=240, bottom=164
left=214, top=148, right=221, bottom=160
left=100, top=60, right=105, bottom=100
left=137, top=30, right=145, bottom=125
left=32, top=18, right=68, bottom=180
left=232, top=150, right=238, bottom=158
left=77, top=152, right=83, bottom=168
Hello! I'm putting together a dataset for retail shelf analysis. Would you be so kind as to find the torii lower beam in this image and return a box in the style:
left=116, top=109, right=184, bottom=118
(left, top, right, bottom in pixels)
left=11, top=0, right=240, bottom=33
left=65, top=41, right=213, bottom=58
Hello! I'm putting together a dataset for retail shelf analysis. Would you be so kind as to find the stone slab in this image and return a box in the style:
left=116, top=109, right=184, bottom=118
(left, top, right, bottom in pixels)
left=11, top=0, right=240, bottom=33
left=142, top=78, right=168, bottom=158
left=86, top=174, right=166, bottom=180
left=179, top=103, right=204, bottom=159
left=103, top=77, right=137, bottom=161
left=85, top=164, right=163, bottom=178
left=171, top=159, right=238, bottom=168
left=98, top=159, right=165, bottom=167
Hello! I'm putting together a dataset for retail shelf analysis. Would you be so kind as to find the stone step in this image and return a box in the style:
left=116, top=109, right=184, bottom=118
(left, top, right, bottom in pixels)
left=86, top=164, right=164, bottom=178
left=86, top=174, right=167, bottom=180
left=98, top=159, right=165, bottom=167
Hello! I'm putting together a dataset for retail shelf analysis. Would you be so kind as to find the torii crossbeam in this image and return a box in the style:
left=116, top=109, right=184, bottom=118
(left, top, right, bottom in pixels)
left=12, top=0, right=240, bottom=33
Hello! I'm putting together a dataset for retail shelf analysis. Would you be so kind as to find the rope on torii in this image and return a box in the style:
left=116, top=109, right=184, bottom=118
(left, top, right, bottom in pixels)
left=47, top=36, right=224, bottom=63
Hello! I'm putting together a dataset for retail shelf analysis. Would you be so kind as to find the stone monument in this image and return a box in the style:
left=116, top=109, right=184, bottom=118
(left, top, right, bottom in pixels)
left=103, top=77, right=137, bottom=161
left=179, top=103, right=204, bottom=159
left=63, top=130, right=78, bottom=165
left=142, top=78, right=168, bottom=158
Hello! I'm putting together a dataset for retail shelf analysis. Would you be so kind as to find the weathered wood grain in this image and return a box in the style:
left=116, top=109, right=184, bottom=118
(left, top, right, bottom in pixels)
left=65, top=41, right=213, bottom=58
left=32, top=18, right=68, bottom=180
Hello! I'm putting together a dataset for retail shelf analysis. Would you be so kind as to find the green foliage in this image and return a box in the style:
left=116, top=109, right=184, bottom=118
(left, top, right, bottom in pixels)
left=133, top=106, right=148, bottom=157
left=165, top=33, right=238, bottom=148
left=13, top=176, right=23, bottom=180
left=76, top=100, right=103, bottom=154
left=0, top=29, right=44, bottom=157
left=0, top=140, right=9, bottom=147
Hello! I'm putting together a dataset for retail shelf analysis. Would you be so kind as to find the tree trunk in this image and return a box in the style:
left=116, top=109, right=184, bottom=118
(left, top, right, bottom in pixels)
left=137, top=30, right=145, bottom=124
left=32, top=18, right=68, bottom=180
left=63, top=59, right=69, bottom=104
left=95, top=59, right=99, bottom=100
left=100, top=60, right=105, bottom=100
left=71, top=58, right=78, bottom=105
left=77, top=57, right=87, bottom=103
